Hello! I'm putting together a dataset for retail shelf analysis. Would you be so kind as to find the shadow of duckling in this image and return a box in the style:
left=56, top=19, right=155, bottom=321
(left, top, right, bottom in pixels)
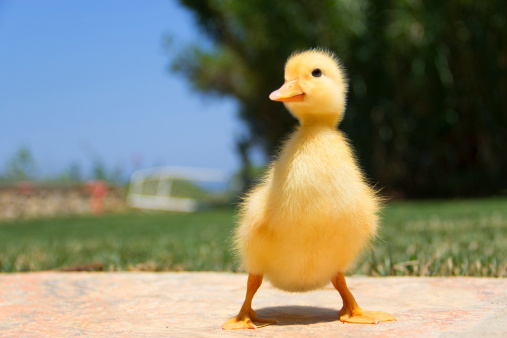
left=255, top=306, right=339, bottom=326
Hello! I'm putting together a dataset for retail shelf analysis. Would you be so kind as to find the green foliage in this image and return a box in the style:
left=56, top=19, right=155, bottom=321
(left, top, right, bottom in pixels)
left=0, top=147, right=128, bottom=185
left=91, top=159, right=124, bottom=184
left=65, top=162, right=83, bottom=182
left=92, top=160, right=108, bottom=181
left=172, top=0, right=507, bottom=197
left=0, top=146, right=127, bottom=185
left=4, top=146, right=37, bottom=181
left=1, top=198, right=506, bottom=276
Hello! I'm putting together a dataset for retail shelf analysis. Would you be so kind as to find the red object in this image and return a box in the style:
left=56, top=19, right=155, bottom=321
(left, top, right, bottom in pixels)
left=16, top=181, right=35, bottom=195
left=87, top=180, right=108, bottom=215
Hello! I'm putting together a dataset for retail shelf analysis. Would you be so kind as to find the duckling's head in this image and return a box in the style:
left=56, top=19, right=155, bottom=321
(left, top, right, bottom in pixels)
left=270, top=49, right=348, bottom=126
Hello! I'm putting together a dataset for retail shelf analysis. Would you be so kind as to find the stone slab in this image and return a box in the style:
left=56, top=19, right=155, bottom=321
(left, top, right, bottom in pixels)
left=0, top=272, right=506, bottom=337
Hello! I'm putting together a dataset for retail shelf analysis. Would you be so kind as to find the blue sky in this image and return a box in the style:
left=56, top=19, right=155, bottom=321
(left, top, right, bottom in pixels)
left=0, top=0, right=249, bottom=180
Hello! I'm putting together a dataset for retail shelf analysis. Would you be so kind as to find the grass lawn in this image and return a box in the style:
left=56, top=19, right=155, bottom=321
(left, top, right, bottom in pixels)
left=1, top=198, right=506, bottom=276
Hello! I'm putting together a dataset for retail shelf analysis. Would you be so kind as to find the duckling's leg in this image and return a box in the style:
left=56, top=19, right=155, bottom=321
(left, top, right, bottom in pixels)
left=222, top=273, right=277, bottom=330
left=332, top=272, right=396, bottom=324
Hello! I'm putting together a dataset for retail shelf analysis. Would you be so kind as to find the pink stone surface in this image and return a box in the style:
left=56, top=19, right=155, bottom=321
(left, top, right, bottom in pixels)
left=0, top=272, right=506, bottom=337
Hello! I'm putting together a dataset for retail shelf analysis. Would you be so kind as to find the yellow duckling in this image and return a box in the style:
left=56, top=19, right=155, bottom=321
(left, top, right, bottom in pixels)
left=223, top=49, right=396, bottom=330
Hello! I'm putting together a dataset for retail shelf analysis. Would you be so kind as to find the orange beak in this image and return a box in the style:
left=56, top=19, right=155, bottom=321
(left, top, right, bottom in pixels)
left=269, top=79, right=304, bottom=102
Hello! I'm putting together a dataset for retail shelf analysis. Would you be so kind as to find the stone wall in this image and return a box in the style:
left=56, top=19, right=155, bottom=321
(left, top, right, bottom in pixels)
left=0, top=183, right=127, bottom=222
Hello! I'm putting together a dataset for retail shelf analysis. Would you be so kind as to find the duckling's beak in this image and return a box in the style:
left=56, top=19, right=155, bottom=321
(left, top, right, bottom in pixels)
left=269, top=79, right=304, bottom=102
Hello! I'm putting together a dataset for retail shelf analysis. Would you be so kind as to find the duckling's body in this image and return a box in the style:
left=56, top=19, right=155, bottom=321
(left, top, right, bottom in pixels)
left=223, top=49, right=395, bottom=330
left=238, top=125, right=378, bottom=292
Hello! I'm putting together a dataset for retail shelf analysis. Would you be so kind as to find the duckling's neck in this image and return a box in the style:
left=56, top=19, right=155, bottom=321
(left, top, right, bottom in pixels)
left=298, top=113, right=340, bottom=129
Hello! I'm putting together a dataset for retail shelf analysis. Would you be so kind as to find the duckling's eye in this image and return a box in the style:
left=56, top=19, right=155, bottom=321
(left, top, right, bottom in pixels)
left=311, top=68, right=322, bottom=77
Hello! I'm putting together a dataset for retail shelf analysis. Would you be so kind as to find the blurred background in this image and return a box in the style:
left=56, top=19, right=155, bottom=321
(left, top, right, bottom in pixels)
left=0, top=0, right=242, bottom=185
left=0, top=0, right=506, bottom=275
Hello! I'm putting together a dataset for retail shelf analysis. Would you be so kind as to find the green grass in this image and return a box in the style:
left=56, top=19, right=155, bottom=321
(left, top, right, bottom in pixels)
left=359, top=197, right=507, bottom=277
left=0, top=209, right=237, bottom=272
left=1, top=198, right=506, bottom=276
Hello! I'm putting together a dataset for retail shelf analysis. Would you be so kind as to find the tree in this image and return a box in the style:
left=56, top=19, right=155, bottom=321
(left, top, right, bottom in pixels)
left=67, top=162, right=83, bottom=182
left=172, top=0, right=507, bottom=198
left=4, top=146, right=38, bottom=181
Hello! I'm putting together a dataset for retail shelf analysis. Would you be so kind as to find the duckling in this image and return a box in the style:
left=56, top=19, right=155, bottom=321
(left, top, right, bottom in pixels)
left=222, top=49, right=396, bottom=330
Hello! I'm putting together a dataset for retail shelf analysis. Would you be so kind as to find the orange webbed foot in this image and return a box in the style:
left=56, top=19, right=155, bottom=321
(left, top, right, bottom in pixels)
left=332, top=273, right=396, bottom=325
left=222, top=314, right=257, bottom=330
left=222, top=309, right=277, bottom=330
left=339, top=307, right=396, bottom=324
